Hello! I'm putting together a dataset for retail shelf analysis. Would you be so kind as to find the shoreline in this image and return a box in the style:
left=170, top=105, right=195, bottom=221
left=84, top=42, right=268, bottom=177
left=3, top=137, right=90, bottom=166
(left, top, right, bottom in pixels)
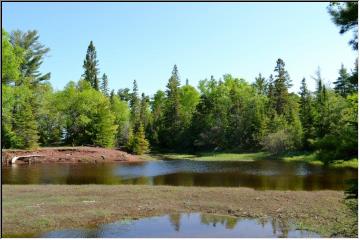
left=2, top=146, right=140, bottom=165
left=144, top=151, right=358, bottom=168
left=2, top=185, right=357, bottom=237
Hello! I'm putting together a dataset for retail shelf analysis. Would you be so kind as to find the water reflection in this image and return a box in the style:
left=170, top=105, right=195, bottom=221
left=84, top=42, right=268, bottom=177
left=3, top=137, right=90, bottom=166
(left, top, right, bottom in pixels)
left=39, top=213, right=320, bottom=238
left=2, top=160, right=357, bottom=190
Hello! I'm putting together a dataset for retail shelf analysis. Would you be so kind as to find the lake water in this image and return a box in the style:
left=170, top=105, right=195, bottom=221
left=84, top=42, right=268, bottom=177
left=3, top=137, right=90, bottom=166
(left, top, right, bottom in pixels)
left=2, top=160, right=356, bottom=190
left=38, top=213, right=320, bottom=238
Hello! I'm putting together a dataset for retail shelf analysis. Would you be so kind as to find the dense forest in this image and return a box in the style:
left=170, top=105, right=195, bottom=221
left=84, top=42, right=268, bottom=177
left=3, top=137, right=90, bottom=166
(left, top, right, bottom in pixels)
left=1, top=2, right=358, bottom=163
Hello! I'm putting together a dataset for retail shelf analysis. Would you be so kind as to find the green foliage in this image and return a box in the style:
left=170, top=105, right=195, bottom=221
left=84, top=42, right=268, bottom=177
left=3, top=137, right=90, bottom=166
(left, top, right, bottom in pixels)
left=2, top=29, right=23, bottom=84
left=57, top=80, right=117, bottom=147
left=261, top=129, right=295, bottom=155
left=315, top=93, right=358, bottom=163
left=130, top=80, right=141, bottom=130
left=299, top=78, right=315, bottom=149
left=10, top=30, right=51, bottom=85
left=82, top=41, right=99, bottom=90
left=111, top=94, right=131, bottom=147
left=1, top=27, right=357, bottom=165
left=127, top=124, right=150, bottom=155
left=334, top=64, right=354, bottom=97
left=100, top=73, right=109, bottom=96
left=156, top=65, right=183, bottom=149
left=252, top=73, right=267, bottom=95
left=272, top=58, right=291, bottom=115
left=328, top=2, right=358, bottom=50
left=11, top=84, right=40, bottom=149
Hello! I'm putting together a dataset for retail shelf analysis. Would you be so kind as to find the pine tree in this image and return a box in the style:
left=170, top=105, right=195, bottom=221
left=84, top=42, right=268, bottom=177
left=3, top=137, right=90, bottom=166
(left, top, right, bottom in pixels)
left=10, top=30, right=51, bottom=85
left=82, top=41, right=99, bottom=90
left=334, top=64, right=352, bottom=97
left=328, top=2, right=358, bottom=50
left=101, top=73, right=109, bottom=96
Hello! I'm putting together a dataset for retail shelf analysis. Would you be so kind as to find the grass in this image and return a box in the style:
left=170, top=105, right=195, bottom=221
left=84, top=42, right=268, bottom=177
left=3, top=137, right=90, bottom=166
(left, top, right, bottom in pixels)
left=145, top=151, right=358, bottom=168
left=2, top=185, right=357, bottom=237
left=145, top=151, right=270, bottom=161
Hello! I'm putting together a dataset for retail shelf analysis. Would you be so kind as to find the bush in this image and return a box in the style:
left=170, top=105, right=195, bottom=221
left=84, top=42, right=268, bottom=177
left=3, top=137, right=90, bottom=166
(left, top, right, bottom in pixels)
left=261, top=129, right=295, bottom=155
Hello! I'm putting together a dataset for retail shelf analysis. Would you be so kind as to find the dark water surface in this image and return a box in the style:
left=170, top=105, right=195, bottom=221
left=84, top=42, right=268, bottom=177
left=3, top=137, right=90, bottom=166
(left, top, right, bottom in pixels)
left=38, top=213, right=320, bottom=238
left=2, top=160, right=357, bottom=190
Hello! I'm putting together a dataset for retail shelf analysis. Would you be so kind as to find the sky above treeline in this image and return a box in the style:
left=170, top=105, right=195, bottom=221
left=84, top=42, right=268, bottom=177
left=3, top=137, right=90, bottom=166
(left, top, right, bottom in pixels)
left=2, top=2, right=357, bottom=95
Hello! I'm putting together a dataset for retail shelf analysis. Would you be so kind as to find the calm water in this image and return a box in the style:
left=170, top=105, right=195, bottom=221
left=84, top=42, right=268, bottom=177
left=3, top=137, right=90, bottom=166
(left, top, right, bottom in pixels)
left=2, top=160, right=356, bottom=190
left=37, top=213, right=320, bottom=238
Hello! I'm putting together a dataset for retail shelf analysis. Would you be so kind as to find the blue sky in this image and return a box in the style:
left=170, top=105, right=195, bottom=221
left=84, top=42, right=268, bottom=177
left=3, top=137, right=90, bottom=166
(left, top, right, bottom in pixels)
left=2, top=2, right=357, bottom=95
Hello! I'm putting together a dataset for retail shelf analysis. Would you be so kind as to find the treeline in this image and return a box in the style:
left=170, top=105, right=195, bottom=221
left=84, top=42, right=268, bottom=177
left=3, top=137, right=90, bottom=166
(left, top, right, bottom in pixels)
left=2, top=27, right=357, bottom=162
left=1, top=3, right=358, bottom=161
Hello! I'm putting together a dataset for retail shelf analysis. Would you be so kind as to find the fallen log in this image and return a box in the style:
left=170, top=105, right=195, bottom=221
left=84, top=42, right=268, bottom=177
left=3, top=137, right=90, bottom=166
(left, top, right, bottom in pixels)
left=10, top=155, right=45, bottom=164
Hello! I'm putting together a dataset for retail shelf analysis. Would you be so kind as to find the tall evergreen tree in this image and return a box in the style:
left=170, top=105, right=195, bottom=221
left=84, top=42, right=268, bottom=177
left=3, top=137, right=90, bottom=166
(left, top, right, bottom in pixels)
left=130, top=80, right=141, bottom=130
left=334, top=64, right=352, bottom=97
left=273, top=59, right=291, bottom=115
left=82, top=41, right=99, bottom=90
left=162, top=65, right=182, bottom=147
left=12, top=86, right=39, bottom=149
left=101, top=73, right=109, bottom=96
left=313, top=68, right=329, bottom=138
left=140, top=93, right=150, bottom=128
left=299, top=78, right=314, bottom=149
left=253, top=73, right=267, bottom=95
left=10, top=30, right=51, bottom=85
left=117, top=88, right=132, bottom=102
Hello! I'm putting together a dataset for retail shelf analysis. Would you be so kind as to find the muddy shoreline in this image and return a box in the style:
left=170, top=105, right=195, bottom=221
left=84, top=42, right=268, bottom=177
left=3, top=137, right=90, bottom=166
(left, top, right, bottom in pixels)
left=2, top=185, right=357, bottom=237
left=2, top=147, right=139, bottom=165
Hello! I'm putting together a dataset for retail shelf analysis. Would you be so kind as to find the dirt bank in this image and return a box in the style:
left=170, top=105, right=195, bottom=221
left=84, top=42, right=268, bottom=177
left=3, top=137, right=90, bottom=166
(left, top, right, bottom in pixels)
left=2, top=147, right=139, bottom=165
left=2, top=185, right=357, bottom=237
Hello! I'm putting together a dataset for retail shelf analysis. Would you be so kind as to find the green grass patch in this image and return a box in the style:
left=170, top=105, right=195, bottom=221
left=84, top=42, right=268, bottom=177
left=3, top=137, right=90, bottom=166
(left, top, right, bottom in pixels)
left=330, top=158, right=358, bottom=169
left=146, top=151, right=270, bottom=161
left=145, top=150, right=358, bottom=168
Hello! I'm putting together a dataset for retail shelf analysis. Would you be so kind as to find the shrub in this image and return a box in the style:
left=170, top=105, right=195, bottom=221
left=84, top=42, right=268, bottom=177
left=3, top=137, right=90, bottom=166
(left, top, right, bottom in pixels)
left=261, top=129, right=295, bottom=155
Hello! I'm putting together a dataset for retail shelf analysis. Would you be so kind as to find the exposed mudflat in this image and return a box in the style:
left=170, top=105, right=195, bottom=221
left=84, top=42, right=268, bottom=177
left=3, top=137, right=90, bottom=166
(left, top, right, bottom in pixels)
left=2, top=147, right=139, bottom=165
left=2, top=185, right=357, bottom=237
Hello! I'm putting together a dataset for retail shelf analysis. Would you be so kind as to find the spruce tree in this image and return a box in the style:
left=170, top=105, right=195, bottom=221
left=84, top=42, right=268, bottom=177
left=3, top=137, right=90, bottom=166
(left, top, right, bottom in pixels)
left=130, top=80, right=141, bottom=130
left=273, top=59, right=291, bottom=115
left=140, top=92, right=150, bottom=129
left=82, top=41, right=99, bottom=90
left=101, top=73, right=109, bottom=96
left=127, top=123, right=149, bottom=155
left=134, top=123, right=150, bottom=155
left=253, top=73, right=267, bottom=95
left=313, top=68, right=328, bottom=138
left=13, top=87, right=39, bottom=149
left=334, top=64, right=351, bottom=97
left=162, top=65, right=182, bottom=147
left=299, top=78, right=314, bottom=149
